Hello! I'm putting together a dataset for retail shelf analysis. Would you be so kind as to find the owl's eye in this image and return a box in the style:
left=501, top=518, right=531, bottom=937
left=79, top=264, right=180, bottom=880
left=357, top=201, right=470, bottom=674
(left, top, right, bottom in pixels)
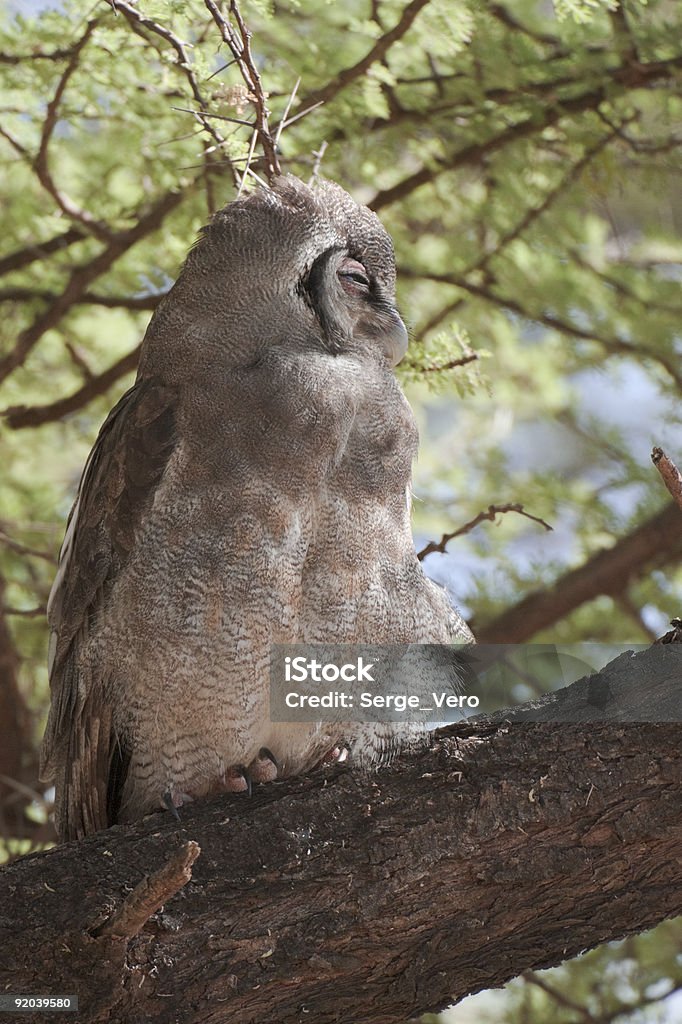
left=338, top=258, right=370, bottom=292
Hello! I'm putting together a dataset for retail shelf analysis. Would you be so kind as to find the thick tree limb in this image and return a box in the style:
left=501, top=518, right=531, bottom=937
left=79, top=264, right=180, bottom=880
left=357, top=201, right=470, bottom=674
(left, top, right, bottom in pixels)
left=1, top=646, right=680, bottom=1023
left=474, top=502, right=682, bottom=643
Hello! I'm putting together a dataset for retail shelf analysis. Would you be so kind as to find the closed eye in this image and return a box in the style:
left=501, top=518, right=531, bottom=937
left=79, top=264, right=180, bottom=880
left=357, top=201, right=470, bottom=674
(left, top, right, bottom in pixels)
left=337, top=257, right=371, bottom=292
left=340, top=270, right=370, bottom=287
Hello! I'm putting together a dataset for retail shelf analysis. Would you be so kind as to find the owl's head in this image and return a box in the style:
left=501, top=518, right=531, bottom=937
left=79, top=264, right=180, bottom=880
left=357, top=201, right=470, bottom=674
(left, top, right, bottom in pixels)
left=139, top=176, right=408, bottom=380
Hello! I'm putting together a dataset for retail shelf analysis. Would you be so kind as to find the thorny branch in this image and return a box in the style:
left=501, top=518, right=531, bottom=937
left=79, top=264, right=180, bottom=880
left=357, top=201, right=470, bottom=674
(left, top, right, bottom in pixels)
left=112, top=0, right=239, bottom=193
left=417, top=503, right=553, bottom=561
left=0, top=228, right=87, bottom=278
left=368, top=55, right=682, bottom=211
left=204, top=0, right=281, bottom=182
left=294, top=0, right=431, bottom=112
left=403, top=267, right=682, bottom=391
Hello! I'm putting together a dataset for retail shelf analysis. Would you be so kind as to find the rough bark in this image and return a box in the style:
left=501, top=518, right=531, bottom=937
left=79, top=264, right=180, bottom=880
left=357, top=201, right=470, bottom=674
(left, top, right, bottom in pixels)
left=1, top=646, right=681, bottom=1024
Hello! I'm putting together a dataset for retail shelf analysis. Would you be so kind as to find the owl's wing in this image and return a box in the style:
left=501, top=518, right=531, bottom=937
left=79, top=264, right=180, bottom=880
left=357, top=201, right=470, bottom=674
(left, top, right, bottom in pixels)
left=40, top=380, right=178, bottom=839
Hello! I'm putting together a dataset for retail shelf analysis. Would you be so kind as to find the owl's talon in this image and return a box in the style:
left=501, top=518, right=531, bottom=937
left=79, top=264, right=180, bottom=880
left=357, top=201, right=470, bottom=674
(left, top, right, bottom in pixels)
left=163, top=790, right=181, bottom=821
left=259, top=747, right=282, bottom=775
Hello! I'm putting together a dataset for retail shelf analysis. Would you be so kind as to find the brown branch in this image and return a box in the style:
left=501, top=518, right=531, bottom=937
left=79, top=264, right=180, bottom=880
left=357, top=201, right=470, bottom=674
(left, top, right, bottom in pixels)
left=0, top=286, right=164, bottom=311
left=0, top=526, right=56, bottom=563
left=521, top=971, right=594, bottom=1021
left=93, top=841, right=201, bottom=940
left=0, top=648, right=680, bottom=1022
left=0, top=228, right=87, bottom=277
left=404, top=351, right=479, bottom=375
left=113, top=1, right=238, bottom=190
left=294, top=0, right=431, bottom=112
left=204, top=0, right=281, bottom=181
left=33, top=20, right=112, bottom=241
left=0, top=45, right=82, bottom=64
left=3, top=344, right=141, bottom=428
left=369, top=57, right=682, bottom=210
left=652, top=448, right=682, bottom=513
left=402, top=269, right=682, bottom=391
left=474, top=502, right=682, bottom=643
left=0, top=187, right=183, bottom=386
left=417, top=503, right=552, bottom=561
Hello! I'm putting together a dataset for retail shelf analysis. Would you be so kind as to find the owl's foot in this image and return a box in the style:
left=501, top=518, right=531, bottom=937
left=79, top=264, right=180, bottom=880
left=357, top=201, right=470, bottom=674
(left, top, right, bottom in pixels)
left=221, top=765, right=253, bottom=796
left=220, top=749, right=280, bottom=794
left=162, top=789, right=194, bottom=820
left=250, top=747, right=281, bottom=783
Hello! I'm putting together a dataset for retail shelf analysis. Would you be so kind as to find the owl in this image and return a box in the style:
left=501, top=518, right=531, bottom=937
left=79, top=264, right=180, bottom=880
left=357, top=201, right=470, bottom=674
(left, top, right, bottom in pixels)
left=40, top=176, right=473, bottom=841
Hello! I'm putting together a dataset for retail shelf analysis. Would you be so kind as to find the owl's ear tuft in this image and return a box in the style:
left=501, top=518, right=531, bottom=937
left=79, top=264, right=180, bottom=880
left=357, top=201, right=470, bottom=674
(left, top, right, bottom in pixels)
left=301, top=248, right=352, bottom=354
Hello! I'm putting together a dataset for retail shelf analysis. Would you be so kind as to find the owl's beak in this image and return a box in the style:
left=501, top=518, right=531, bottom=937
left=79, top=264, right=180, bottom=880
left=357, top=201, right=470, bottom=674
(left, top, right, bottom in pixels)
left=383, top=312, right=409, bottom=367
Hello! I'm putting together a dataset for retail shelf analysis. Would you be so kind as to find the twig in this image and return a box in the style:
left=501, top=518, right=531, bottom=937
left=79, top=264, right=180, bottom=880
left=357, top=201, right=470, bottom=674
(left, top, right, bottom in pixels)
left=401, top=268, right=682, bottom=391
left=309, top=140, right=329, bottom=182
left=274, top=77, right=300, bottom=147
left=33, top=20, right=112, bottom=240
left=204, top=0, right=281, bottom=180
left=652, top=448, right=682, bottom=513
left=369, top=57, right=682, bottom=211
left=417, top=503, right=552, bottom=560
left=403, top=352, right=478, bottom=375
left=521, top=971, right=593, bottom=1021
left=92, top=841, right=201, bottom=940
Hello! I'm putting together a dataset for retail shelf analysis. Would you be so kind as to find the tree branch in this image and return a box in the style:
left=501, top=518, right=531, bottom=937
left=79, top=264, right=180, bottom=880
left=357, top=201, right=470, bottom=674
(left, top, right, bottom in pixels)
left=0, top=286, right=164, bottom=311
left=474, top=503, right=682, bottom=643
left=113, top=0, right=238, bottom=191
left=204, top=0, right=281, bottom=181
left=0, top=228, right=87, bottom=278
left=369, top=56, right=682, bottom=211
left=294, top=0, right=431, bottom=112
left=0, top=646, right=680, bottom=1022
left=418, top=503, right=553, bottom=560
left=3, top=345, right=141, bottom=428
left=0, top=188, right=182, bottom=386
left=33, top=20, right=113, bottom=240
left=652, top=448, right=682, bottom=513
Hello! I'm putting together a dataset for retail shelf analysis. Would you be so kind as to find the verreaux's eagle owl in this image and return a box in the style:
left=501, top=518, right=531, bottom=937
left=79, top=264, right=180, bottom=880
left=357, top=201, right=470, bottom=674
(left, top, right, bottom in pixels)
left=40, top=176, right=473, bottom=841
